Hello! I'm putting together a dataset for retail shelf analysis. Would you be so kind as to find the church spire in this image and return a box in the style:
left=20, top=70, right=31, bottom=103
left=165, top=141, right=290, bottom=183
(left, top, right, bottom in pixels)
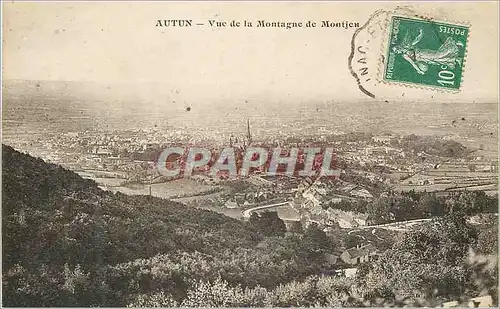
left=246, top=118, right=252, bottom=145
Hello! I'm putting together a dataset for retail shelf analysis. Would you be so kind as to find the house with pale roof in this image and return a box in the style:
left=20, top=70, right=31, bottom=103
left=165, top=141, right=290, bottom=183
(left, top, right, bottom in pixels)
left=340, top=244, right=378, bottom=265
left=350, top=188, right=374, bottom=199
left=338, top=213, right=358, bottom=228
left=334, top=267, right=358, bottom=278
left=354, top=213, right=370, bottom=226
left=224, top=200, right=238, bottom=209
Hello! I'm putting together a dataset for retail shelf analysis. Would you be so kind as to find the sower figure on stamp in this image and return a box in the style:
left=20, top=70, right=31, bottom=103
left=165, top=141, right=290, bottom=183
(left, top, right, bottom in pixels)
left=392, top=28, right=464, bottom=75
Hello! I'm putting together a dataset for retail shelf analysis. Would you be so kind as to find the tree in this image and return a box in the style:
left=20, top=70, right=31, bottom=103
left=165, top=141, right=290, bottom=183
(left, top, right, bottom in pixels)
left=474, top=218, right=498, bottom=255
left=392, top=196, right=417, bottom=221
left=364, top=211, right=479, bottom=305
left=296, top=223, right=333, bottom=274
left=288, top=221, right=304, bottom=234
left=343, top=234, right=360, bottom=249
left=180, top=277, right=267, bottom=307
left=249, top=211, right=286, bottom=237
left=367, top=196, right=393, bottom=224
left=418, top=193, right=444, bottom=217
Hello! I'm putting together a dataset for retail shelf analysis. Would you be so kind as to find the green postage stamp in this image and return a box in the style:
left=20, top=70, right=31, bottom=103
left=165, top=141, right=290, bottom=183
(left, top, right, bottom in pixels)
left=384, top=16, right=469, bottom=90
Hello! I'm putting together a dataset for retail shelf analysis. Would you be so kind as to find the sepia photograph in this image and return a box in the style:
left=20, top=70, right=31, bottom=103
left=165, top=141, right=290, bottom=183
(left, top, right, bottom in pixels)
left=1, top=1, right=498, bottom=307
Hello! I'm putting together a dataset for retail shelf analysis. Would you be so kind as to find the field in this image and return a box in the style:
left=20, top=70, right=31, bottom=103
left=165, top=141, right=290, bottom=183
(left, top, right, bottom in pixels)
left=396, top=161, right=498, bottom=195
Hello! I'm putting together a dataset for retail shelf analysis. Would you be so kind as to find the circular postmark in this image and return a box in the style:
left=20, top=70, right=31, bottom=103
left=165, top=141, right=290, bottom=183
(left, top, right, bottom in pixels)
left=348, top=6, right=470, bottom=99
left=348, top=9, right=393, bottom=98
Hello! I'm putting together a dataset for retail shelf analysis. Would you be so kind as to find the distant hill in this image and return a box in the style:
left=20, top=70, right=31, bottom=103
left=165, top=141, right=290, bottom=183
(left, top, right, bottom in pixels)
left=3, top=80, right=498, bottom=140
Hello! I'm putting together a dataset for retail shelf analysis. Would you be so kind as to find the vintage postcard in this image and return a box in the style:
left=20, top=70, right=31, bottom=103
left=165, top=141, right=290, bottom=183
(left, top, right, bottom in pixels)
left=2, top=1, right=498, bottom=308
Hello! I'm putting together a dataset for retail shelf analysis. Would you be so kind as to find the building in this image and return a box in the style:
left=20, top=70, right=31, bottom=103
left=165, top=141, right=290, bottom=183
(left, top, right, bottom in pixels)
left=340, top=244, right=378, bottom=265
left=418, top=179, right=434, bottom=185
left=337, top=213, right=358, bottom=228
left=350, top=188, right=374, bottom=199
left=224, top=199, right=238, bottom=209
left=302, top=188, right=324, bottom=208
left=325, top=209, right=364, bottom=229
left=284, top=219, right=303, bottom=231
left=96, top=147, right=113, bottom=156
left=354, top=213, right=370, bottom=226
left=334, top=267, right=358, bottom=278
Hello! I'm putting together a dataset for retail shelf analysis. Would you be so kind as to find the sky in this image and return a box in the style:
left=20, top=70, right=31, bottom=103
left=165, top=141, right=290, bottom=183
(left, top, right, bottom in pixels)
left=3, top=1, right=499, bottom=104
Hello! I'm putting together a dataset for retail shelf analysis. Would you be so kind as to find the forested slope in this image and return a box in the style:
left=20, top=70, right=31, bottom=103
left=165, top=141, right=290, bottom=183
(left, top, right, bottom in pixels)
left=2, top=145, right=336, bottom=306
left=2, top=145, right=497, bottom=307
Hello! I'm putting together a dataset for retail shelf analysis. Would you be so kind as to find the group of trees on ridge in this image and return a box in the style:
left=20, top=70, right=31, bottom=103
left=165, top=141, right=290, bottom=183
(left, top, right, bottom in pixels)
left=326, top=189, right=498, bottom=225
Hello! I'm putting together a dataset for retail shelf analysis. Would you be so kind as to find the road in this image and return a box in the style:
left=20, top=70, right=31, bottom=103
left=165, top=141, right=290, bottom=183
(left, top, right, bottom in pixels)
left=350, top=215, right=487, bottom=233
left=242, top=201, right=290, bottom=218
left=241, top=201, right=324, bottom=225
left=242, top=203, right=433, bottom=230
left=355, top=218, right=432, bottom=231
